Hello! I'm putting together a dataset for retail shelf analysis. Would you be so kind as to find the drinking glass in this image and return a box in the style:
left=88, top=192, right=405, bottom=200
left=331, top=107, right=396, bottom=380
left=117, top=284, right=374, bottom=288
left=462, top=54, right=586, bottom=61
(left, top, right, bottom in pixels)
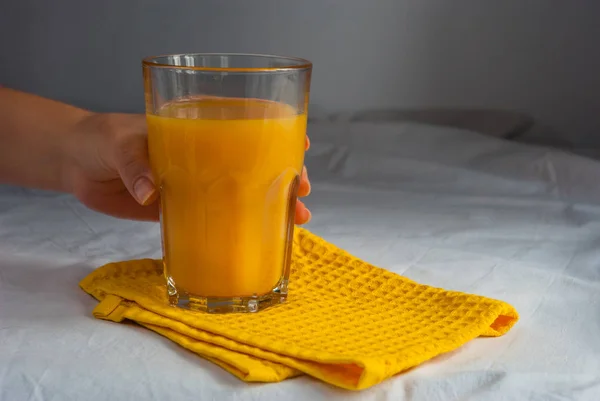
left=143, top=53, right=312, bottom=313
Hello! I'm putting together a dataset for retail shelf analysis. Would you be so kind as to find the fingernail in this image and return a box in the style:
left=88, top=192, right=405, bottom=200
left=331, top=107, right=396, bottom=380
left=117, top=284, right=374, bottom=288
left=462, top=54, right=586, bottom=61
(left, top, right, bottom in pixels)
left=133, top=176, right=156, bottom=205
left=304, top=208, right=312, bottom=223
left=301, top=166, right=311, bottom=196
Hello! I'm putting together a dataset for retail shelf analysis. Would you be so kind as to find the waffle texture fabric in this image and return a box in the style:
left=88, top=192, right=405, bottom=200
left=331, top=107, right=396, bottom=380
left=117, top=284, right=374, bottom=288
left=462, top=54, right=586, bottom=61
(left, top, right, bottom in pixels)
left=80, top=227, right=519, bottom=390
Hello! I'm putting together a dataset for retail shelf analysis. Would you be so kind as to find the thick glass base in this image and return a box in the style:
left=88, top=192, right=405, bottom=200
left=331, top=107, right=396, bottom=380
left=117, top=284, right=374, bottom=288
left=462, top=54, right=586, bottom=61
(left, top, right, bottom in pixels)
left=166, top=277, right=289, bottom=313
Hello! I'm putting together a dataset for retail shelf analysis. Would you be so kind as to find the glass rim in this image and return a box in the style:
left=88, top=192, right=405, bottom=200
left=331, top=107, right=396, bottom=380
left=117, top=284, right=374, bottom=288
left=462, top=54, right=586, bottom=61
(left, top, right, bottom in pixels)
left=142, top=53, right=312, bottom=72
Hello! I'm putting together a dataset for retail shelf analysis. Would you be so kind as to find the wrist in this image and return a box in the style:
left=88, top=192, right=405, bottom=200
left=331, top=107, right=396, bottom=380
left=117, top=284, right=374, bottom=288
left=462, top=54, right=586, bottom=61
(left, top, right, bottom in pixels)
left=0, top=88, right=96, bottom=193
left=59, top=110, right=96, bottom=194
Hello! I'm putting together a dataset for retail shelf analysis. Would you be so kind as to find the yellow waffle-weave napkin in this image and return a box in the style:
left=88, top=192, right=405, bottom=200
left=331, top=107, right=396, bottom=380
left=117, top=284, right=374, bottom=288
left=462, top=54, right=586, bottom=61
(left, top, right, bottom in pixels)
left=80, top=227, right=518, bottom=390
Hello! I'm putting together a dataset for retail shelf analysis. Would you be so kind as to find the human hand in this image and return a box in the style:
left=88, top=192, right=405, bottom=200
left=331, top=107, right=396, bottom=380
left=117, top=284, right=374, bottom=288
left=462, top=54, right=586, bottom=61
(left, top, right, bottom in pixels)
left=64, top=113, right=312, bottom=224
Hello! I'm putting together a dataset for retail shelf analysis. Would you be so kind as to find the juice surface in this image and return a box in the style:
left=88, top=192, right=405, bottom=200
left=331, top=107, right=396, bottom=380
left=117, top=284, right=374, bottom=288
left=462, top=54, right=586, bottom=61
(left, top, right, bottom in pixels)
left=147, top=97, right=306, bottom=297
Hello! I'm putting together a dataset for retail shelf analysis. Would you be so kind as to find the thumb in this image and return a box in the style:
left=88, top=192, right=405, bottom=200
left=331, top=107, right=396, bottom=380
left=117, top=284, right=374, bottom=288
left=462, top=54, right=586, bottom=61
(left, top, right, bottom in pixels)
left=115, top=133, right=157, bottom=206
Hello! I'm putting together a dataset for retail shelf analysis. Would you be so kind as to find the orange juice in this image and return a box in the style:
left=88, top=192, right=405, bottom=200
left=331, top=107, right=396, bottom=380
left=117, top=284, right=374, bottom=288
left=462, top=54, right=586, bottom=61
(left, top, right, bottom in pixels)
left=147, top=97, right=306, bottom=299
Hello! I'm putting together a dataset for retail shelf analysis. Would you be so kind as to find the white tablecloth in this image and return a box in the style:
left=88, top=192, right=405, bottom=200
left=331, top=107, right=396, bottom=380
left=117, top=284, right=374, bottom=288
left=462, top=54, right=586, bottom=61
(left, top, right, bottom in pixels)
left=1, top=121, right=599, bottom=400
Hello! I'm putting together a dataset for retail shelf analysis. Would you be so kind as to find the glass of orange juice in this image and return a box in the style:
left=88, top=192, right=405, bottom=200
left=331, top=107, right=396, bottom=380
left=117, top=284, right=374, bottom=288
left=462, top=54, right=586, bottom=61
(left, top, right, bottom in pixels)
left=142, top=53, right=312, bottom=313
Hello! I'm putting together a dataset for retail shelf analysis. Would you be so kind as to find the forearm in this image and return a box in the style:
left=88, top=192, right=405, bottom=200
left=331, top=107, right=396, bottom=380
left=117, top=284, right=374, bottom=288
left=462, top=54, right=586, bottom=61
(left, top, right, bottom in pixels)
left=0, top=87, right=92, bottom=192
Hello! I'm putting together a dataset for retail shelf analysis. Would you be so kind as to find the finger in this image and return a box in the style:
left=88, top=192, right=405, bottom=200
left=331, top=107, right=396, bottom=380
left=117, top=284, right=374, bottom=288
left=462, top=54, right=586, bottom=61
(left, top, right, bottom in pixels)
left=298, top=166, right=311, bottom=197
left=114, top=132, right=157, bottom=206
left=295, top=199, right=311, bottom=225
left=103, top=191, right=160, bottom=221
left=305, top=135, right=310, bottom=151
left=80, top=188, right=160, bottom=222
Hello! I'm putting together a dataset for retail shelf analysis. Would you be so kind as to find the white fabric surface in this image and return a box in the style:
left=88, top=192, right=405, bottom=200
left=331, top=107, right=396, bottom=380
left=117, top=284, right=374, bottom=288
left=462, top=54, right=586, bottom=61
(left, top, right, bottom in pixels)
left=2, top=121, right=600, bottom=400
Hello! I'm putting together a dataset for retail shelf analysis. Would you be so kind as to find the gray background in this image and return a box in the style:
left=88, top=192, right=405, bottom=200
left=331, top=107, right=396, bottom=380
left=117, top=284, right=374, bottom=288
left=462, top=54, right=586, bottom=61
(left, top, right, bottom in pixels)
left=1, top=0, right=599, bottom=146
